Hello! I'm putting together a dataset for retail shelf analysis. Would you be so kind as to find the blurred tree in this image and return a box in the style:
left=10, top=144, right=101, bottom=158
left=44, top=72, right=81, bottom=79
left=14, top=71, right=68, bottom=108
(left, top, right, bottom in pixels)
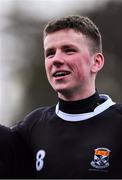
left=3, top=12, right=57, bottom=125
left=86, top=1, right=122, bottom=102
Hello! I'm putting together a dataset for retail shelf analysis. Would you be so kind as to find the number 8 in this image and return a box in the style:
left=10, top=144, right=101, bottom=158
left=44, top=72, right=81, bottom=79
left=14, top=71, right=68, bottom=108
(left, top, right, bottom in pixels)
left=36, top=150, right=46, bottom=171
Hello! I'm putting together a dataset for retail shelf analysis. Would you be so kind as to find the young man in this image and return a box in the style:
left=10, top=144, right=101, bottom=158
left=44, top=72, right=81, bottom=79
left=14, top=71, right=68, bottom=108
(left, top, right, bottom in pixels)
left=13, top=15, right=122, bottom=178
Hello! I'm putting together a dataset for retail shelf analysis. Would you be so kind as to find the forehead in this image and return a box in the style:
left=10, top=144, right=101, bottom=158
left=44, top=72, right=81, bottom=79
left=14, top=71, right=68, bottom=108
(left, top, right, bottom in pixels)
left=44, top=29, right=85, bottom=50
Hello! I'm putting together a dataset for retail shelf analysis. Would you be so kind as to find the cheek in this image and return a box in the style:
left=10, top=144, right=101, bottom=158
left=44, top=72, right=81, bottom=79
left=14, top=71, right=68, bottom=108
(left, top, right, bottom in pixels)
left=81, top=53, right=91, bottom=66
left=45, top=61, right=50, bottom=78
left=72, top=54, right=91, bottom=78
left=45, top=59, right=50, bottom=71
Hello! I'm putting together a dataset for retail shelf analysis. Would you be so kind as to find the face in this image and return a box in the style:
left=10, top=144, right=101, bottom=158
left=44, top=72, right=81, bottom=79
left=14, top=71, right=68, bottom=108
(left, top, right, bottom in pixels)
left=44, top=29, right=103, bottom=100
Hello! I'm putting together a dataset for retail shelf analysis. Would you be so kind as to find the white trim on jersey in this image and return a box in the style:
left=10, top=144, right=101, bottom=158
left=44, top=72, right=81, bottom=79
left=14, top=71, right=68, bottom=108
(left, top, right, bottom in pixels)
left=55, top=94, right=116, bottom=122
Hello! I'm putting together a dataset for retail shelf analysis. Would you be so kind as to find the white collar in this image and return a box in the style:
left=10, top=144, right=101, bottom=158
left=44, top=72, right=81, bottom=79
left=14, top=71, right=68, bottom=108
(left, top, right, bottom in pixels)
left=55, top=94, right=115, bottom=122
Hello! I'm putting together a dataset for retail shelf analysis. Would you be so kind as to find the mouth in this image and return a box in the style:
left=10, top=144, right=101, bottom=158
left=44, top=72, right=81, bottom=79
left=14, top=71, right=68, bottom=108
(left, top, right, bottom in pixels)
left=53, top=71, right=71, bottom=78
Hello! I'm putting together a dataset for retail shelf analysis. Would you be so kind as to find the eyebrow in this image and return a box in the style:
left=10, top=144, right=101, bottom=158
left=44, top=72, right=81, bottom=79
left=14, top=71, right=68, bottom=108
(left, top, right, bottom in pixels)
left=45, top=42, right=78, bottom=54
left=45, top=44, right=76, bottom=50
left=61, top=44, right=79, bottom=52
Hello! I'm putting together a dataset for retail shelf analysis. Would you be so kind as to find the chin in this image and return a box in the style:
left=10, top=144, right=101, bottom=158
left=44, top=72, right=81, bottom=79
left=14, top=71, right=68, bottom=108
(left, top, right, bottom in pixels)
left=52, top=84, right=68, bottom=91
left=55, top=87, right=72, bottom=95
left=51, top=82, right=75, bottom=93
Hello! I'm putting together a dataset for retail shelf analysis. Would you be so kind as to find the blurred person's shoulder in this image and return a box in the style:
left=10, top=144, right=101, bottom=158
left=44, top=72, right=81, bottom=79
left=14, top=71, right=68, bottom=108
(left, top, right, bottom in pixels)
left=0, top=125, right=13, bottom=150
left=0, top=125, right=16, bottom=178
left=0, top=124, right=11, bottom=137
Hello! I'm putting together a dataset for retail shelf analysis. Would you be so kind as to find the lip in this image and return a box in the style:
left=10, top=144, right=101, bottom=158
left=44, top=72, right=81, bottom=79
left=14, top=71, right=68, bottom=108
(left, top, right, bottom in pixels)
left=52, top=70, right=71, bottom=79
left=52, top=70, right=71, bottom=76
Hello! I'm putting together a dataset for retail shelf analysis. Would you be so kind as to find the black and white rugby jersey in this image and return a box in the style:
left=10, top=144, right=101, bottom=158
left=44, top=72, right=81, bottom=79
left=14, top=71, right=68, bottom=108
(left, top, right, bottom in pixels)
left=13, top=93, right=122, bottom=178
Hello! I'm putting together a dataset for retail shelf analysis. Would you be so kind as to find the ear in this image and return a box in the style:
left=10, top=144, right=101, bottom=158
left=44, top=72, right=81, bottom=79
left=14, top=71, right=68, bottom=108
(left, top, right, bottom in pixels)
left=91, top=53, right=104, bottom=73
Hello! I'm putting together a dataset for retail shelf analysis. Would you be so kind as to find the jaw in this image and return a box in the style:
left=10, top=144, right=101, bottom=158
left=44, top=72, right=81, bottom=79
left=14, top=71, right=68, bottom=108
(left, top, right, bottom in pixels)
left=47, top=72, right=96, bottom=101
left=57, top=87, right=96, bottom=101
left=51, top=80, right=83, bottom=101
left=51, top=80, right=95, bottom=101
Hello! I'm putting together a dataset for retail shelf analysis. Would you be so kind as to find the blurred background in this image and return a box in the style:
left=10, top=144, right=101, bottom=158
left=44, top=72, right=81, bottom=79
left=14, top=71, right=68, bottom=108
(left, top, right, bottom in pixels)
left=0, top=0, right=122, bottom=126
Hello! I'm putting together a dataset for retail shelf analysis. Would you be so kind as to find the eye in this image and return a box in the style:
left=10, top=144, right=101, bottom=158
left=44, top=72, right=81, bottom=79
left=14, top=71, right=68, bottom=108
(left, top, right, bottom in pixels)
left=45, top=49, right=55, bottom=58
left=64, top=48, right=77, bottom=55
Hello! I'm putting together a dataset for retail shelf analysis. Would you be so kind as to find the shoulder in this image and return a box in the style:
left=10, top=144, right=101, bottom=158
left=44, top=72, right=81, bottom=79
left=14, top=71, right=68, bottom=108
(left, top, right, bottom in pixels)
left=12, top=106, right=55, bottom=134
left=27, top=106, right=54, bottom=117
left=0, top=125, right=13, bottom=149
left=0, top=125, right=16, bottom=178
left=112, top=103, right=122, bottom=115
left=25, top=105, right=55, bottom=124
left=0, top=124, right=11, bottom=132
left=0, top=125, right=12, bottom=142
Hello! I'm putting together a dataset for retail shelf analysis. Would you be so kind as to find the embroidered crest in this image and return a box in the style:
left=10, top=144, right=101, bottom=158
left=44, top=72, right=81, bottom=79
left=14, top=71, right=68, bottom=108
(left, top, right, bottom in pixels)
left=91, top=147, right=111, bottom=169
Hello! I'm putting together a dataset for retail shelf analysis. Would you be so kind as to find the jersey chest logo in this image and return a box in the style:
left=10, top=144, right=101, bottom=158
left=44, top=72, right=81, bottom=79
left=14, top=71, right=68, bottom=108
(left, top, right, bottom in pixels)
left=91, top=147, right=111, bottom=169
left=36, top=149, right=46, bottom=171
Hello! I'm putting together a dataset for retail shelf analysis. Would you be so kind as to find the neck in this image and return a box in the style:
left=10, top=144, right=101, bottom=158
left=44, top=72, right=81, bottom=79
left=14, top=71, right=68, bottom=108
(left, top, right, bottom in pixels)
left=58, top=91, right=104, bottom=114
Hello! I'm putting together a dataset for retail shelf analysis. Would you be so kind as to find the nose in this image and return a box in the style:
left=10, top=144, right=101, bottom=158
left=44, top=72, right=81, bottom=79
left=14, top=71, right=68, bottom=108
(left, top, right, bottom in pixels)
left=52, top=51, right=64, bottom=67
